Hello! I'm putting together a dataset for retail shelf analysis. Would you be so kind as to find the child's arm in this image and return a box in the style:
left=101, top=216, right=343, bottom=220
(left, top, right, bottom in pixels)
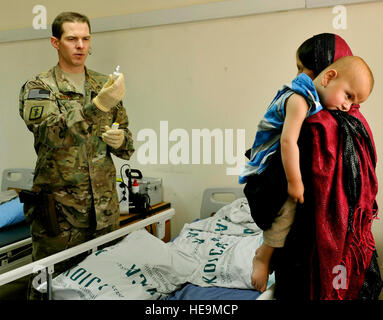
left=280, top=93, right=309, bottom=203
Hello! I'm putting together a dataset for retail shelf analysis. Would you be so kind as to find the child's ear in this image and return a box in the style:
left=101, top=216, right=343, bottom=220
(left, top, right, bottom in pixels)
left=321, top=69, right=338, bottom=87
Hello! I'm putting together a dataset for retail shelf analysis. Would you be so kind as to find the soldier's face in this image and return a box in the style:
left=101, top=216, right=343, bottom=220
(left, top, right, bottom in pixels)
left=51, top=22, right=91, bottom=73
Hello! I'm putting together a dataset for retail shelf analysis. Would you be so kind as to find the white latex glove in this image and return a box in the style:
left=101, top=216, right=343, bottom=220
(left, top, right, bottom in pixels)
left=93, top=73, right=126, bottom=112
left=102, top=125, right=125, bottom=149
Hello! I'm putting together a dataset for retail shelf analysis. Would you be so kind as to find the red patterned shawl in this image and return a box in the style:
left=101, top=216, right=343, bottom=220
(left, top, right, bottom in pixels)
left=306, top=107, right=378, bottom=299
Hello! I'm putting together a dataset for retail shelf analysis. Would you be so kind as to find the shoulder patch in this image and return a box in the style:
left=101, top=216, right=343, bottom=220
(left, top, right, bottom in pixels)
left=28, top=105, right=44, bottom=120
left=28, top=89, right=50, bottom=100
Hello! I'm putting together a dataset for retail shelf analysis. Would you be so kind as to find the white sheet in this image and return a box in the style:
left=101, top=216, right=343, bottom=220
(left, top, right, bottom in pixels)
left=41, top=198, right=274, bottom=300
left=0, top=189, right=17, bottom=204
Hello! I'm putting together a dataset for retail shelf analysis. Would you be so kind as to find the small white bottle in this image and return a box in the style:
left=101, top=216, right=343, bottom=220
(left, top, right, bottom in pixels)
left=113, top=65, right=121, bottom=80
left=111, top=122, right=119, bottom=130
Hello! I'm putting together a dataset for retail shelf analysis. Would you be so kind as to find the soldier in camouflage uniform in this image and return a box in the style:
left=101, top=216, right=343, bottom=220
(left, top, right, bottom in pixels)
left=19, top=12, right=134, bottom=299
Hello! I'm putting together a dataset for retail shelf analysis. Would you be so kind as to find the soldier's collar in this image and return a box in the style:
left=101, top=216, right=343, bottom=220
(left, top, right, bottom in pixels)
left=51, top=65, right=102, bottom=95
left=84, top=67, right=103, bottom=93
left=53, top=65, right=84, bottom=94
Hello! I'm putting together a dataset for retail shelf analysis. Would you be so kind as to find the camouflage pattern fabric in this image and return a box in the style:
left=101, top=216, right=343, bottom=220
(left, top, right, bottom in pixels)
left=19, top=65, right=134, bottom=231
left=19, top=65, right=134, bottom=299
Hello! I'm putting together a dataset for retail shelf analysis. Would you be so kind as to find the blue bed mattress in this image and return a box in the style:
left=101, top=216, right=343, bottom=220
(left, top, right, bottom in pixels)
left=164, top=283, right=261, bottom=300
left=0, top=221, right=30, bottom=248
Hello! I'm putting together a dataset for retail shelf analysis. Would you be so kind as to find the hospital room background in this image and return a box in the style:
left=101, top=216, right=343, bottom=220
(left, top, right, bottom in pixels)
left=0, top=0, right=382, bottom=299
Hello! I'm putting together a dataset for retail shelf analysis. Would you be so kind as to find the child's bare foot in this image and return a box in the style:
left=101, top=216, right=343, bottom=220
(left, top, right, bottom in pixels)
left=251, top=245, right=274, bottom=292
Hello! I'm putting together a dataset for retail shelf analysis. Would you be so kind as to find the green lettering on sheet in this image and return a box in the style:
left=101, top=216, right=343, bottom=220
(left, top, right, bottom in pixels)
left=70, top=268, right=86, bottom=281
left=209, top=248, right=223, bottom=255
left=215, top=223, right=227, bottom=232
left=203, top=276, right=217, bottom=284
left=125, top=264, right=141, bottom=277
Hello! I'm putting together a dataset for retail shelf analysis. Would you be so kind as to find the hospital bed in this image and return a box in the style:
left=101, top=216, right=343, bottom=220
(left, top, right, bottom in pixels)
left=0, top=167, right=174, bottom=299
left=164, top=187, right=275, bottom=301
left=0, top=168, right=274, bottom=300
left=38, top=187, right=274, bottom=300
left=0, top=169, right=34, bottom=274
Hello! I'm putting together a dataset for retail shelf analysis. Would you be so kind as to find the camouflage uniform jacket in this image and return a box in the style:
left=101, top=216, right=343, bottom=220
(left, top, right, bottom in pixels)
left=19, top=65, right=135, bottom=230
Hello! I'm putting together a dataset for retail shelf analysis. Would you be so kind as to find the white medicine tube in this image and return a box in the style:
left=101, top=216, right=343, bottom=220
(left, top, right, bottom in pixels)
left=113, top=65, right=121, bottom=80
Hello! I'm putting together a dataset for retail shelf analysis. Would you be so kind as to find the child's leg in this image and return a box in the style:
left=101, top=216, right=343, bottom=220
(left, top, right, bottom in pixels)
left=251, top=197, right=297, bottom=292
left=251, top=243, right=274, bottom=292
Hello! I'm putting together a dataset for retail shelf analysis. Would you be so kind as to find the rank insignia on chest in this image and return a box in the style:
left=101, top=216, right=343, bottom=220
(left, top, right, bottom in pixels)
left=29, top=105, right=44, bottom=120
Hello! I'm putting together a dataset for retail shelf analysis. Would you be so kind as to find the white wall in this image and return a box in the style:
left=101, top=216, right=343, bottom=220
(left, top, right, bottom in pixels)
left=0, top=1, right=382, bottom=297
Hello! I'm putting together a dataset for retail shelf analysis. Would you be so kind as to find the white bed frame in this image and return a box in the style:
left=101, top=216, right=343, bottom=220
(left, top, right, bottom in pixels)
left=0, top=209, right=174, bottom=297
left=1, top=168, right=34, bottom=192
left=0, top=168, right=174, bottom=299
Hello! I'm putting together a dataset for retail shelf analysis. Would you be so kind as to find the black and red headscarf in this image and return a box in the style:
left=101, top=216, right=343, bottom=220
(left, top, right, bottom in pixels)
left=273, top=34, right=382, bottom=300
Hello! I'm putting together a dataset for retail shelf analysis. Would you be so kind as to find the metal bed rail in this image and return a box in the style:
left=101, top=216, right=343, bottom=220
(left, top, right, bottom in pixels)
left=0, top=208, right=174, bottom=298
left=0, top=238, right=32, bottom=256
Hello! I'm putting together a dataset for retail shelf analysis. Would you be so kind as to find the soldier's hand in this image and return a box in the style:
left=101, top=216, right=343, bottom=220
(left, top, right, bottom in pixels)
left=93, top=73, right=126, bottom=112
left=102, top=125, right=125, bottom=149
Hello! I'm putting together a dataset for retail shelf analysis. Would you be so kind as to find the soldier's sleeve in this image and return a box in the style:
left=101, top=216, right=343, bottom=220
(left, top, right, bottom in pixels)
left=109, top=102, right=135, bottom=160
left=81, top=72, right=112, bottom=124
left=82, top=98, right=110, bottom=124
left=19, top=80, right=58, bottom=129
left=19, top=79, right=91, bottom=148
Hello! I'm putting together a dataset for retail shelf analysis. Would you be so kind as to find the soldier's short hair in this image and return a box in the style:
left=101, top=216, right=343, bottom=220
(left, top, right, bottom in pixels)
left=52, top=12, right=91, bottom=39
